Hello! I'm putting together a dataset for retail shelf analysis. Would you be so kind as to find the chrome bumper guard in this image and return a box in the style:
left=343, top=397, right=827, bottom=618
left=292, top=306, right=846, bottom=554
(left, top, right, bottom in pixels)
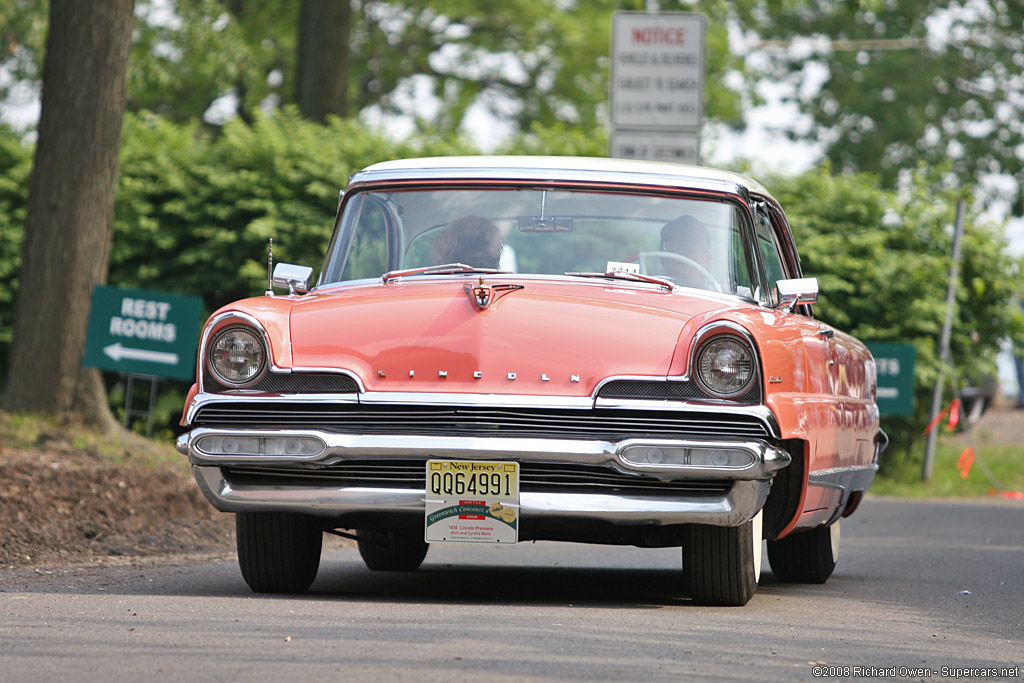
left=178, top=429, right=790, bottom=528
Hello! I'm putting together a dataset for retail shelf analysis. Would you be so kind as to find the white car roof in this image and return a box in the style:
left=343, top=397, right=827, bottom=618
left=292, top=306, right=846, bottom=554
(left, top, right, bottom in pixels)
left=349, top=155, right=773, bottom=200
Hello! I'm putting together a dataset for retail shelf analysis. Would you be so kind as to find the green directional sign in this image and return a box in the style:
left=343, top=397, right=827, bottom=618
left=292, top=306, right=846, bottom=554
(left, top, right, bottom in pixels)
left=867, top=342, right=916, bottom=417
left=83, top=285, right=203, bottom=381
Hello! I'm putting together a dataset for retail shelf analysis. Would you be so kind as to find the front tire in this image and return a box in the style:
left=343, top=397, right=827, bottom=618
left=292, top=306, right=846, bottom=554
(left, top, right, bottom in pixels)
left=683, top=511, right=762, bottom=606
left=236, top=512, right=323, bottom=593
left=357, top=529, right=429, bottom=571
left=767, top=519, right=840, bottom=583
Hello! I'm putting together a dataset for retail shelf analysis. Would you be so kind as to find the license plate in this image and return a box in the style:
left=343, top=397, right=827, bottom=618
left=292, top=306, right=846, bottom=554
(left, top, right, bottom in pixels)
left=424, top=460, right=519, bottom=543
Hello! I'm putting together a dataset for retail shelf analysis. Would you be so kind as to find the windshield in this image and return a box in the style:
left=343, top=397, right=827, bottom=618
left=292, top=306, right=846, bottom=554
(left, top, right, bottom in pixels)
left=321, top=187, right=760, bottom=298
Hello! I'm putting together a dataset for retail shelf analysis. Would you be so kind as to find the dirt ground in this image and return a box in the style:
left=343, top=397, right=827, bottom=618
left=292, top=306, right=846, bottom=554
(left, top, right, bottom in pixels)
left=1, top=405, right=1020, bottom=571
left=0, top=423, right=235, bottom=570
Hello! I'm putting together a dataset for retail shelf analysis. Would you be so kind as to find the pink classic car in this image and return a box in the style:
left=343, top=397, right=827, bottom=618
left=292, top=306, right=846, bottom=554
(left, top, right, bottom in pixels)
left=177, top=156, right=885, bottom=605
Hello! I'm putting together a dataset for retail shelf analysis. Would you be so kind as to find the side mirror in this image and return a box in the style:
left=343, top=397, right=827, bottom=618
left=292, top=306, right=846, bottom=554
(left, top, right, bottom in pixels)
left=776, top=277, right=818, bottom=312
left=272, top=263, right=314, bottom=295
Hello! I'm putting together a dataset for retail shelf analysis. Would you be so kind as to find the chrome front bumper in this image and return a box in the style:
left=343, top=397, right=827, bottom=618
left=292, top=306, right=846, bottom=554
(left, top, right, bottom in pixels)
left=177, top=429, right=790, bottom=528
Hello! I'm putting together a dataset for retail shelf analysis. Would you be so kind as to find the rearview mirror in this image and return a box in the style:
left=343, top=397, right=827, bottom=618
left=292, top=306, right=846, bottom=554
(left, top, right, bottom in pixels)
left=517, top=215, right=573, bottom=232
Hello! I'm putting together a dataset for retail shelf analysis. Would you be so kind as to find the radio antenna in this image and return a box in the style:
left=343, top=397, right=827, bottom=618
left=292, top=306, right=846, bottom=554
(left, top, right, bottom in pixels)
left=266, top=238, right=274, bottom=296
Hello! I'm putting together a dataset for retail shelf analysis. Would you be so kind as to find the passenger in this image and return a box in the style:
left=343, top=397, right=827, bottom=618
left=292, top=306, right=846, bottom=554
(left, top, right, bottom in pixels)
left=659, top=215, right=714, bottom=288
left=433, top=215, right=503, bottom=269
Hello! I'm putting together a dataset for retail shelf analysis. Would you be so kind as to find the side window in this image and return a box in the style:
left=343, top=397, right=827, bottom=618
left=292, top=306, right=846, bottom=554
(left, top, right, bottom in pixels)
left=754, top=209, right=787, bottom=306
left=728, top=210, right=757, bottom=299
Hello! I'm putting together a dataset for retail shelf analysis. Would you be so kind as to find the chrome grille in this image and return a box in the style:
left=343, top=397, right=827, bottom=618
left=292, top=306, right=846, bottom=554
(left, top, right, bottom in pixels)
left=222, top=460, right=731, bottom=495
left=193, top=403, right=771, bottom=440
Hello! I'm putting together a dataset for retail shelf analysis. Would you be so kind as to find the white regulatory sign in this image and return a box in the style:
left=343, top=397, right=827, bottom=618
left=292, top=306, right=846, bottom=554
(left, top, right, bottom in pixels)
left=611, top=130, right=701, bottom=163
left=611, top=12, right=705, bottom=129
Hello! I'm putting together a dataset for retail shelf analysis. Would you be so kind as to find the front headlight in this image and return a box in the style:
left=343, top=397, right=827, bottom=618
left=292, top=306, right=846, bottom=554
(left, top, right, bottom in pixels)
left=695, top=335, right=755, bottom=397
left=208, top=326, right=266, bottom=386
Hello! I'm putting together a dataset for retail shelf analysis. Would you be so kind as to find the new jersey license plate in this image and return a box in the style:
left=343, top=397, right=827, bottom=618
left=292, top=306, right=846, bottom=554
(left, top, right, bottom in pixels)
left=424, top=460, right=519, bottom=543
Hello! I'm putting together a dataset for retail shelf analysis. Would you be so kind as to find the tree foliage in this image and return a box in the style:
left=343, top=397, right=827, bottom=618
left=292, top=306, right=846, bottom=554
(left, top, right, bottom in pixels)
left=736, top=0, right=1024, bottom=211
left=1, top=0, right=752, bottom=136
left=0, top=132, right=32, bottom=372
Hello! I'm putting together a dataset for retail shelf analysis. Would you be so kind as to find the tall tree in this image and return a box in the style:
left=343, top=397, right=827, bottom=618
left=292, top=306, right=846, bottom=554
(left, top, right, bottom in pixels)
left=1, top=0, right=136, bottom=427
left=297, top=0, right=354, bottom=122
left=736, top=0, right=1024, bottom=211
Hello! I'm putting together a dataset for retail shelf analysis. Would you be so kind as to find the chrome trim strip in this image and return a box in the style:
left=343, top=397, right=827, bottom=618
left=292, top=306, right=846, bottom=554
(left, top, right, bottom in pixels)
left=808, top=464, right=879, bottom=478
left=687, top=320, right=764, bottom=401
left=192, top=466, right=768, bottom=528
left=357, top=391, right=595, bottom=409
left=592, top=374, right=691, bottom=395
left=198, top=311, right=281, bottom=392
left=182, top=392, right=361, bottom=425
left=183, top=389, right=782, bottom=438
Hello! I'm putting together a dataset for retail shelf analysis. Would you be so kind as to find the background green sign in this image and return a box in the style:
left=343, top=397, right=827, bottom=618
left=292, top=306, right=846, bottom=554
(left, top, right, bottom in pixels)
left=867, top=342, right=916, bottom=417
left=82, top=285, right=202, bottom=381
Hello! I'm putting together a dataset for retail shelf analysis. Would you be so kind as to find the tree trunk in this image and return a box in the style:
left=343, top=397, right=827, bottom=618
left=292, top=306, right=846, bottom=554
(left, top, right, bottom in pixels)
left=0, top=0, right=135, bottom=431
left=296, top=0, right=354, bottom=122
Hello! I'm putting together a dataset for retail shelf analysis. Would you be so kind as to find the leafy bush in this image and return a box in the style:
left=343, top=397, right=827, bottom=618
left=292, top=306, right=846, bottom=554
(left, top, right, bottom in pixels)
left=112, top=109, right=476, bottom=310
left=0, top=130, right=33, bottom=384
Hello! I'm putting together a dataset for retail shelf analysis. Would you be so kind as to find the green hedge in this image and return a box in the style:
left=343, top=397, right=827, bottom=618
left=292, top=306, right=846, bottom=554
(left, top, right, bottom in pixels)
left=111, top=109, right=477, bottom=309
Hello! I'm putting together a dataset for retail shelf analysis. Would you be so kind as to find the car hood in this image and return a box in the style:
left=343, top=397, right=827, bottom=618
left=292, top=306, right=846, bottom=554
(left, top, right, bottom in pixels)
left=282, top=278, right=740, bottom=397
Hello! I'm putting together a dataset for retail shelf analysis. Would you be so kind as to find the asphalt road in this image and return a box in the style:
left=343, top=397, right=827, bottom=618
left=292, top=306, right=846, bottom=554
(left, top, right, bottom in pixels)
left=1, top=497, right=1021, bottom=682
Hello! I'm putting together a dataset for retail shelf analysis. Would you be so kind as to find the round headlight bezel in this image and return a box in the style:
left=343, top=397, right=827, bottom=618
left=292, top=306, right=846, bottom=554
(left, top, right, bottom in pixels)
left=206, top=325, right=268, bottom=388
left=694, top=334, right=757, bottom=398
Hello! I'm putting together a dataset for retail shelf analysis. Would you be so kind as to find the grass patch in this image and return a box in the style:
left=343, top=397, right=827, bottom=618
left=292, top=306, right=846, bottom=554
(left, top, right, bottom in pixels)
left=875, top=437, right=1024, bottom=499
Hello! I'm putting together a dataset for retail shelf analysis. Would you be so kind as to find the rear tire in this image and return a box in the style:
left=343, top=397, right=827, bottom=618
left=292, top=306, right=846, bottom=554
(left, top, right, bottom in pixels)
left=357, top=529, right=429, bottom=571
left=683, top=511, right=762, bottom=606
left=767, top=519, right=840, bottom=583
left=236, top=512, right=322, bottom=593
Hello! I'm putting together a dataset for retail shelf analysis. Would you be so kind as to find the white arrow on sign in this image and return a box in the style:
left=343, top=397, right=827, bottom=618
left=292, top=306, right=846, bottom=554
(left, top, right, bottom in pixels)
left=103, top=343, right=178, bottom=366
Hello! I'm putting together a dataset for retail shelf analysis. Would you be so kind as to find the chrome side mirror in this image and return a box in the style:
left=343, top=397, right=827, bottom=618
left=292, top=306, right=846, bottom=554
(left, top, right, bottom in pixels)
left=272, top=263, right=314, bottom=295
left=776, top=277, right=818, bottom=313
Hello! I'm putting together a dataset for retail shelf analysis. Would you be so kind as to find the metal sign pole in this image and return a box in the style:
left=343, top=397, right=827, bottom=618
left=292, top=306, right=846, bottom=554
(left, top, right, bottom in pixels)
left=923, top=199, right=966, bottom=481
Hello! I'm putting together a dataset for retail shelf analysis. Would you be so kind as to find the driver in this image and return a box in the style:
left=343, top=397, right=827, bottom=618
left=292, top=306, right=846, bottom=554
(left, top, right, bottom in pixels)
left=659, top=215, right=713, bottom=288
left=433, top=215, right=503, bottom=269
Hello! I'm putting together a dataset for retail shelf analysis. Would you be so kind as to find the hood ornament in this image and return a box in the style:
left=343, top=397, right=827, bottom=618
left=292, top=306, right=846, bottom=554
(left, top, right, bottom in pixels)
left=468, top=276, right=523, bottom=310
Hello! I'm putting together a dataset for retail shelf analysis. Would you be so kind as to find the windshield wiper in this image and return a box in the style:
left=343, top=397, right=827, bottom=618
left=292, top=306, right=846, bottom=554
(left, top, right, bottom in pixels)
left=564, top=270, right=674, bottom=291
left=381, top=263, right=508, bottom=283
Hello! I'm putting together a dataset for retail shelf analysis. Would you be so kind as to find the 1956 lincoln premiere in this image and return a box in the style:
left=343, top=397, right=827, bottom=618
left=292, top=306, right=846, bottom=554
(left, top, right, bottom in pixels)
left=177, top=156, right=885, bottom=605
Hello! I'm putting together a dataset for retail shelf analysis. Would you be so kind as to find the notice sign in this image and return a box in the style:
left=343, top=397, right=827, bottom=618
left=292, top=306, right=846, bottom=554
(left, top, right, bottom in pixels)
left=82, top=284, right=202, bottom=381
left=611, top=12, right=705, bottom=129
left=425, top=460, right=519, bottom=543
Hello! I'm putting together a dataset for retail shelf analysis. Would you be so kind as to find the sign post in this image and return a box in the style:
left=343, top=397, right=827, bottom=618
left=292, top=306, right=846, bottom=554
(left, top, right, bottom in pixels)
left=610, top=11, right=705, bottom=163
